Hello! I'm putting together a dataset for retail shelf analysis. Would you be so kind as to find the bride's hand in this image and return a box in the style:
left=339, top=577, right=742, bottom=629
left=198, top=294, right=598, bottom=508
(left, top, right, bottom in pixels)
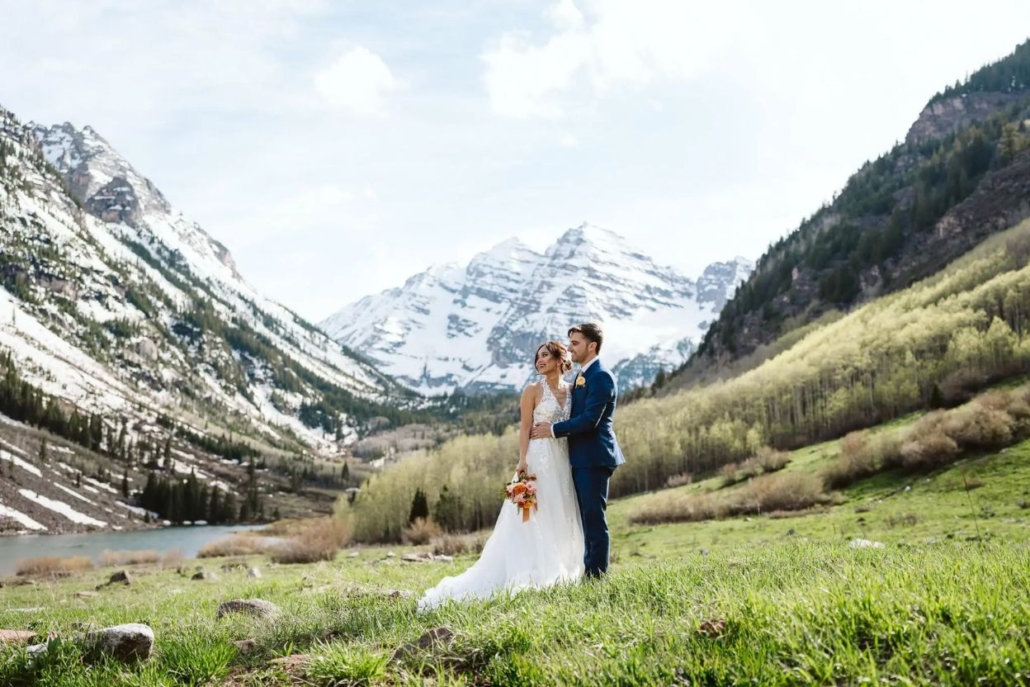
left=515, top=460, right=528, bottom=476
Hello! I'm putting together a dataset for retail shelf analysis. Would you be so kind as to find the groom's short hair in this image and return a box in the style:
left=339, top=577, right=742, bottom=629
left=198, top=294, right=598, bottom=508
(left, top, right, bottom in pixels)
left=569, top=323, right=603, bottom=354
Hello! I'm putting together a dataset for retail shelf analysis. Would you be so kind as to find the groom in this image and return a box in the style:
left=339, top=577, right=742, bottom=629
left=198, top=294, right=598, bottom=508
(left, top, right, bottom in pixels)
left=531, top=323, right=625, bottom=578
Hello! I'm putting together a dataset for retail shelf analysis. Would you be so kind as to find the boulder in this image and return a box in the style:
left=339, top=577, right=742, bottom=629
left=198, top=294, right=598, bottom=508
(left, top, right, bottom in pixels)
left=216, top=599, right=280, bottom=620
left=84, top=623, right=154, bottom=662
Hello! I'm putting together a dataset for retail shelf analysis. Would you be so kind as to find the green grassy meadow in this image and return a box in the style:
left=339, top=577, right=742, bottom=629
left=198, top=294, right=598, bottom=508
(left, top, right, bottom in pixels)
left=2, top=438, right=1030, bottom=686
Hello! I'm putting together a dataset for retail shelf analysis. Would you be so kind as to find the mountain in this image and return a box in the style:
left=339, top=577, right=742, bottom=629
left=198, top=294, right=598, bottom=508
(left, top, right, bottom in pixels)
left=321, top=224, right=753, bottom=393
left=679, top=38, right=1030, bottom=387
left=0, top=105, right=418, bottom=461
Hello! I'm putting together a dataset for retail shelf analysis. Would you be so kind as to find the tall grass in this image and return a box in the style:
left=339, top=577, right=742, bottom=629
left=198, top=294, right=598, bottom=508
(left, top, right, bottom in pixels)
left=4, top=542, right=1029, bottom=686
left=15, top=556, right=93, bottom=576
left=269, top=517, right=352, bottom=565
left=198, top=536, right=271, bottom=559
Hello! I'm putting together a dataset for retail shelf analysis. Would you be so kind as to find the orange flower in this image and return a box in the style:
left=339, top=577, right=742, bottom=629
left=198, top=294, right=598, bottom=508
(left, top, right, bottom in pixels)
left=512, top=483, right=527, bottom=495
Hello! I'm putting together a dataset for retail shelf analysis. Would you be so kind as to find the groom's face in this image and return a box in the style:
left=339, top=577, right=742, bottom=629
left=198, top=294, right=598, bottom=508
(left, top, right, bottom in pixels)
left=568, top=332, right=593, bottom=363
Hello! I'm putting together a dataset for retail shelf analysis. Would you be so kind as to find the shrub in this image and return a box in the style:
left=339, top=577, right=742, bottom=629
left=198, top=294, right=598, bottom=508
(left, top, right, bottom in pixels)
left=198, top=536, right=270, bottom=559
left=731, top=473, right=831, bottom=516
left=900, top=434, right=960, bottom=471
left=269, top=517, right=351, bottom=565
left=942, top=405, right=1014, bottom=450
left=664, top=472, right=693, bottom=489
left=630, top=472, right=831, bottom=525
left=98, top=549, right=161, bottom=567
left=402, top=517, right=442, bottom=545
left=822, top=430, right=904, bottom=489
left=430, top=531, right=488, bottom=556
left=16, top=556, right=93, bottom=576
left=719, top=463, right=741, bottom=488
left=629, top=492, right=728, bottom=525
left=755, top=447, right=791, bottom=473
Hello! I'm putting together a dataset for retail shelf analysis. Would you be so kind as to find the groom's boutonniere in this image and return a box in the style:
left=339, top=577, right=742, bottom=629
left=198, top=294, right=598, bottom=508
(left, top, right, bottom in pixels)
left=575, top=375, right=586, bottom=388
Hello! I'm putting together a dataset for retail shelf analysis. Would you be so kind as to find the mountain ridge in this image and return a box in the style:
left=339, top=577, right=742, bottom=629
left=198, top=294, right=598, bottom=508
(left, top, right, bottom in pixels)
left=321, top=223, right=753, bottom=394
left=680, top=38, right=1030, bottom=389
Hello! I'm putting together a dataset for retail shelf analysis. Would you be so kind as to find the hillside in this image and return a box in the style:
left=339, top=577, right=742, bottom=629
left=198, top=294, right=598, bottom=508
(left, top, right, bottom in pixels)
left=2, top=423, right=1028, bottom=685
left=0, top=103, right=432, bottom=530
left=321, top=223, right=753, bottom=394
left=680, top=39, right=1030, bottom=386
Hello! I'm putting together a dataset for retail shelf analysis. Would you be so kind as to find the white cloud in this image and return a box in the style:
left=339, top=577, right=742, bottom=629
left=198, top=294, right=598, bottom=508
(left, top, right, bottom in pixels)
left=315, top=46, right=400, bottom=116
left=482, top=0, right=747, bottom=118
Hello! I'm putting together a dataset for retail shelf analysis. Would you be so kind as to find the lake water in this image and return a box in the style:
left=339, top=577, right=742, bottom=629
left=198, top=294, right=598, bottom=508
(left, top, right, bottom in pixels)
left=0, top=525, right=267, bottom=577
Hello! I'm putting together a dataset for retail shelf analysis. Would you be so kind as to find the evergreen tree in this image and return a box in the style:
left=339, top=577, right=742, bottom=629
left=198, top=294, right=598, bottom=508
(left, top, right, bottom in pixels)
left=207, top=487, right=221, bottom=524
left=409, top=488, right=430, bottom=523
left=121, top=470, right=129, bottom=498
left=38, top=438, right=48, bottom=464
left=433, top=485, right=463, bottom=531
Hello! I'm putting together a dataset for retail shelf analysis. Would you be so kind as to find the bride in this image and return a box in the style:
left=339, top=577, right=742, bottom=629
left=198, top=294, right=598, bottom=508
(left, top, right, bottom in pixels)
left=417, top=341, right=585, bottom=611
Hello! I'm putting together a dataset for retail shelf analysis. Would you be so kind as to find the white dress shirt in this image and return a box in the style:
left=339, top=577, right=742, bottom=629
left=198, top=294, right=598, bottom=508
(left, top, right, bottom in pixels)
left=549, top=357, right=599, bottom=437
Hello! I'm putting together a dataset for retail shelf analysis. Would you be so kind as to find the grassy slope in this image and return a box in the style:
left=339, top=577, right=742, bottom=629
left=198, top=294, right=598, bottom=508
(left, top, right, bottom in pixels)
left=2, top=434, right=1030, bottom=686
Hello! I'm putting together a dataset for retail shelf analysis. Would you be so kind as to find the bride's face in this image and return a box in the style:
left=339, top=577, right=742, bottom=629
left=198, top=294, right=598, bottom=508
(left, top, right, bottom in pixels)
left=535, top=346, right=558, bottom=375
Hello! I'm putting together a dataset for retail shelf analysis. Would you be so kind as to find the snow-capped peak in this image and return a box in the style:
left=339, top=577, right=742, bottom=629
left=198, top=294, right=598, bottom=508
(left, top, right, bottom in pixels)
left=321, top=224, right=754, bottom=393
left=31, top=121, right=242, bottom=285
left=0, top=103, right=404, bottom=457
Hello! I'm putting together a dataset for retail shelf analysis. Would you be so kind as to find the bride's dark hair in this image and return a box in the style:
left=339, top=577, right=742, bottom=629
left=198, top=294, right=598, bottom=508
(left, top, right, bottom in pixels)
left=535, top=341, right=572, bottom=374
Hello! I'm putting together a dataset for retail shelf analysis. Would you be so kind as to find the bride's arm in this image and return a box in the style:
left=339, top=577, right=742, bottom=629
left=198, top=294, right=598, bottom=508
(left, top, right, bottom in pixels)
left=516, top=385, right=537, bottom=474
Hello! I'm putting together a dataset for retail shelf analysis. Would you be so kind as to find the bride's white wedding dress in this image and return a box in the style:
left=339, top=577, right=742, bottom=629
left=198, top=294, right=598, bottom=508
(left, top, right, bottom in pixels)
left=418, top=382, right=585, bottom=611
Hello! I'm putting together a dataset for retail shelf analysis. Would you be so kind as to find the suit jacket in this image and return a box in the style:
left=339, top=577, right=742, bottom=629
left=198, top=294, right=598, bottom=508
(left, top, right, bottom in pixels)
left=552, top=359, right=625, bottom=469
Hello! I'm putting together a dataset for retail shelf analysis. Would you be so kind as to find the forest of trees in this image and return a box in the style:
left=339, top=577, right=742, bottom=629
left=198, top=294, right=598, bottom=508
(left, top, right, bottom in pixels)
left=137, top=463, right=263, bottom=525
left=345, top=222, right=1030, bottom=542
left=0, top=350, right=107, bottom=453
left=693, top=40, right=1030, bottom=369
left=931, top=39, right=1030, bottom=103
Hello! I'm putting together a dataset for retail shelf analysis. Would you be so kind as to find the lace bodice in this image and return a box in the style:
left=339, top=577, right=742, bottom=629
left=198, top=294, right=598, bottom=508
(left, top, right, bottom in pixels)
left=533, top=381, right=571, bottom=424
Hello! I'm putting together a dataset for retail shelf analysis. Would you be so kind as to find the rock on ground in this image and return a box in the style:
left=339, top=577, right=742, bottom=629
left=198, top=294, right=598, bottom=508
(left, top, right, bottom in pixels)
left=216, top=599, right=281, bottom=620
left=85, top=623, right=155, bottom=662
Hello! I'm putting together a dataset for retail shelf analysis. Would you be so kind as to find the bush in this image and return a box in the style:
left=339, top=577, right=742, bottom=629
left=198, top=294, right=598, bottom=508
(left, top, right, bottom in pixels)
left=198, top=536, right=270, bottom=559
left=900, top=434, right=960, bottom=471
left=731, top=473, right=831, bottom=516
left=629, top=491, right=728, bottom=525
left=755, top=447, right=791, bottom=473
left=942, top=404, right=1014, bottom=450
left=720, top=448, right=790, bottom=489
left=822, top=430, right=904, bottom=489
left=402, top=517, right=442, bottom=545
left=16, top=556, right=93, bottom=576
left=664, top=472, right=693, bottom=489
left=430, top=531, right=488, bottom=556
left=98, top=550, right=161, bottom=567
left=269, top=517, right=351, bottom=565
left=719, top=463, right=741, bottom=488
left=630, top=472, right=831, bottom=525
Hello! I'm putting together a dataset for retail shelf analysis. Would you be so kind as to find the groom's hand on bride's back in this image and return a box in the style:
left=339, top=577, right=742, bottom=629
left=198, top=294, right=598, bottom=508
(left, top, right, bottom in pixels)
left=530, top=422, right=552, bottom=439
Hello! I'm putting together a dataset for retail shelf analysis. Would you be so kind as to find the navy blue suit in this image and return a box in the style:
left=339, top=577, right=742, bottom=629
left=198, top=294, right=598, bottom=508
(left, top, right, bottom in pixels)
left=551, top=358, right=624, bottom=577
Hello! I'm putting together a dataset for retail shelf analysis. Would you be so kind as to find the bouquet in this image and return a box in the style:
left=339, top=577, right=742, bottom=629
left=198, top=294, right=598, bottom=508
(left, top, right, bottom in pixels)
left=504, top=470, right=538, bottom=522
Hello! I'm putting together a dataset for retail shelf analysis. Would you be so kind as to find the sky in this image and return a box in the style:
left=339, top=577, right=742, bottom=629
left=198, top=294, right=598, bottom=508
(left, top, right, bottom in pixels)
left=2, top=1, right=1029, bottom=322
